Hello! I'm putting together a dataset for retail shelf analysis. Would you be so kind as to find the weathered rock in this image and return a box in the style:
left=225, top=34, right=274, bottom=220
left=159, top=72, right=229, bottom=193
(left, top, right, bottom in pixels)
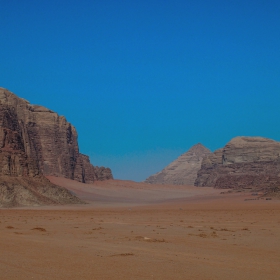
left=0, top=102, right=40, bottom=177
left=195, top=137, right=280, bottom=192
left=145, top=143, right=211, bottom=185
left=0, top=175, right=83, bottom=207
left=0, top=96, right=83, bottom=206
left=74, top=154, right=113, bottom=183
left=0, top=87, right=112, bottom=207
left=0, top=87, right=113, bottom=183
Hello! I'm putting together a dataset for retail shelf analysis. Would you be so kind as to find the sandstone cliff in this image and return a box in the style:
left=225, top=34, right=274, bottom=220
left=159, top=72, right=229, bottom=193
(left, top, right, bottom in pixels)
left=0, top=88, right=113, bottom=183
left=0, top=87, right=112, bottom=207
left=195, top=137, right=280, bottom=193
left=145, top=143, right=211, bottom=185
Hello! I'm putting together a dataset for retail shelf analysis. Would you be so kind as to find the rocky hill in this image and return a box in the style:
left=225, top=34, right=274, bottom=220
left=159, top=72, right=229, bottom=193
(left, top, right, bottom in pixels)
left=195, top=137, right=280, bottom=194
left=0, top=176, right=82, bottom=207
left=0, top=87, right=113, bottom=207
left=145, top=143, right=211, bottom=185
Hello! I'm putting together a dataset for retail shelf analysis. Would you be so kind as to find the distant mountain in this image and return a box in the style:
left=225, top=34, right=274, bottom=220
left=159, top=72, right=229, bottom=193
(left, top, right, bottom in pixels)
left=195, top=136, right=280, bottom=195
left=144, top=143, right=211, bottom=186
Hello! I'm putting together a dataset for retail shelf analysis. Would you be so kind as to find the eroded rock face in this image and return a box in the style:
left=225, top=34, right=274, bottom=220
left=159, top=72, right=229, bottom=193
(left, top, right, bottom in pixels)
left=0, top=88, right=113, bottom=183
left=0, top=93, right=84, bottom=206
left=74, top=154, right=113, bottom=183
left=195, top=137, right=280, bottom=192
left=0, top=103, right=39, bottom=177
left=145, top=143, right=211, bottom=185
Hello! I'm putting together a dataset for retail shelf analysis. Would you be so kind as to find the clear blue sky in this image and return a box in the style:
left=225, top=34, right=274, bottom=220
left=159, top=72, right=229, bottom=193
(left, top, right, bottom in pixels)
left=1, top=0, right=280, bottom=181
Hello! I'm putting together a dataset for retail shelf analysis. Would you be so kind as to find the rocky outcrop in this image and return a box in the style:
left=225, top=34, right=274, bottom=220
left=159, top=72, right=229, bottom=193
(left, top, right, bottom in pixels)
left=0, top=176, right=82, bottom=207
left=0, top=87, right=113, bottom=183
left=195, top=137, right=280, bottom=192
left=74, top=154, right=113, bottom=183
left=0, top=87, right=112, bottom=207
left=145, top=143, right=211, bottom=185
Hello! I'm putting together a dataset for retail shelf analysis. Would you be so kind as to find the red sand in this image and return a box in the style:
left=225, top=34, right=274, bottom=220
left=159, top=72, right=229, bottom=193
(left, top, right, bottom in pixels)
left=1, top=177, right=279, bottom=279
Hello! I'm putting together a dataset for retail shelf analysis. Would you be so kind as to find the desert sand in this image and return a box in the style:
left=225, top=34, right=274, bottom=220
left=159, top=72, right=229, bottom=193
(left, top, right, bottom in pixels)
left=1, top=178, right=280, bottom=279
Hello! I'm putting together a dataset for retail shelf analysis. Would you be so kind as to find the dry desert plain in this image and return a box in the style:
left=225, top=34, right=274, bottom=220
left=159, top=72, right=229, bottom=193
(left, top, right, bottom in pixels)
left=1, top=177, right=280, bottom=280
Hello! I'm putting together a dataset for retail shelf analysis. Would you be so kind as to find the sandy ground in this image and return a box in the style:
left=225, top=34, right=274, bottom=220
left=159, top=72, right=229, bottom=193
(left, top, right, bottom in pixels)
left=1, top=177, right=280, bottom=279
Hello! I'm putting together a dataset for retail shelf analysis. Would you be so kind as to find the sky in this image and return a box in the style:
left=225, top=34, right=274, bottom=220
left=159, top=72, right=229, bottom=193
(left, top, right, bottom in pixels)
left=1, top=0, right=280, bottom=181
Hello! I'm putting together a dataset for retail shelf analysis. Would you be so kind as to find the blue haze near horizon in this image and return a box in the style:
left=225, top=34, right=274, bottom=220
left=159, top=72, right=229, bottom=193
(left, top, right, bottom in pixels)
left=1, top=0, right=280, bottom=181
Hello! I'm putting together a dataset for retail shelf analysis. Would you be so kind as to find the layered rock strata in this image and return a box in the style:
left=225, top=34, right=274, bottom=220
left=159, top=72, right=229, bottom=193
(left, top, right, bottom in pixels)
left=0, top=88, right=113, bottom=183
left=145, top=143, right=211, bottom=185
left=195, top=137, right=280, bottom=193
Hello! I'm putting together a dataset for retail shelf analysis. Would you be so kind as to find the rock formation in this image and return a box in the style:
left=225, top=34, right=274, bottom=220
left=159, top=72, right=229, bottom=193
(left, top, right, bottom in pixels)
left=195, top=137, right=280, bottom=193
left=145, top=143, right=211, bottom=185
left=0, top=176, right=82, bottom=207
left=0, top=87, right=112, bottom=207
left=0, top=87, right=113, bottom=183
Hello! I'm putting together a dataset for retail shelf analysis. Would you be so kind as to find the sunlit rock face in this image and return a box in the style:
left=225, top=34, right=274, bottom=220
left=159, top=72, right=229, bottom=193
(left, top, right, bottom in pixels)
left=0, top=87, right=113, bottom=183
left=195, top=136, right=280, bottom=192
left=0, top=87, right=112, bottom=207
left=145, top=143, right=211, bottom=186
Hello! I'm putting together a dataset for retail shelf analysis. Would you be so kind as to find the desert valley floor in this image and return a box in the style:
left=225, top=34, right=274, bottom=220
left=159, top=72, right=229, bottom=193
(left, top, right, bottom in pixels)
left=1, top=178, right=280, bottom=280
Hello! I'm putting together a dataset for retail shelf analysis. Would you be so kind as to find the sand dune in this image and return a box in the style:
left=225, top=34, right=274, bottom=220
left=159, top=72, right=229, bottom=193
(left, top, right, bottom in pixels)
left=47, top=176, right=222, bottom=206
